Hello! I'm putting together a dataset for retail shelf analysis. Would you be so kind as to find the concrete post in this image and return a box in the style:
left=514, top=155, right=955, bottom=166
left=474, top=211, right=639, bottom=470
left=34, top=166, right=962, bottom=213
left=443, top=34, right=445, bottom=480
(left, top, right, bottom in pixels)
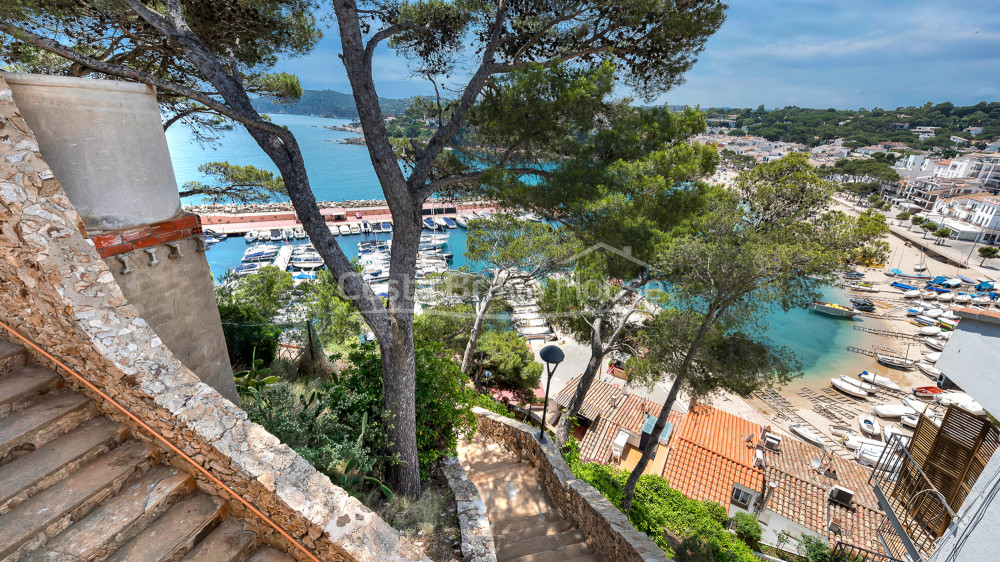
left=3, top=72, right=238, bottom=403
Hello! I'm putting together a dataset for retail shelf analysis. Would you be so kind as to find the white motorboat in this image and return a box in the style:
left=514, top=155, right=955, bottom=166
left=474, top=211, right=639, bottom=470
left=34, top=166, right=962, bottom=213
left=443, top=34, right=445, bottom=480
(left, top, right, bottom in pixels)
left=858, top=413, right=881, bottom=437
left=873, top=403, right=917, bottom=419
left=293, top=227, right=306, bottom=239
left=338, top=224, right=351, bottom=236
left=934, top=392, right=985, bottom=414
left=923, top=352, right=941, bottom=363
left=832, top=377, right=870, bottom=398
left=328, top=225, right=339, bottom=236
left=840, top=374, right=878, bottom=394
left=241, top=244, right=279, bottom=262
left=361, top=220, right=371, bottom=233
left=282, top=227, right=295, bottom=239
left=859, top=370, right=902, bottom=391
left=790, top=424, right=825, bottom=448
left=877, top=354, right=915, bottom=370
left=349, top=223, right=361, bottom=235
left=901, top=414, right=920, bottom=429
left=244, top=230, right=258, bottom=243
left=256, top=230, right=270, bottom=242
left=455, top=215, right=469, bottom=228
left=433, top=217, right=449, bottom=228
left=810, top=301, right=858, bottom=318
left=924, top=337, right=946, bottom=351
left=917, top=361, right=941, bottom=378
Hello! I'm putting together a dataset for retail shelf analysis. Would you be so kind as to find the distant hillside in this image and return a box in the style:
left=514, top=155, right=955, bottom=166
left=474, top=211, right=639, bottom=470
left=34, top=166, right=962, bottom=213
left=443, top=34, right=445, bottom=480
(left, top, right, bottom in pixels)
left=252, top=89, right=413, bottom=119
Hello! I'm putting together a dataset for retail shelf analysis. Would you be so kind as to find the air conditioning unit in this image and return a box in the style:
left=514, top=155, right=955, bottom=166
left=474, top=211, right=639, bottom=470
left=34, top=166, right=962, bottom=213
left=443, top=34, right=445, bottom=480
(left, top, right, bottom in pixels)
left=829, top=485, right=855, bottom=507
left=763, top=433, right=782, bottom=451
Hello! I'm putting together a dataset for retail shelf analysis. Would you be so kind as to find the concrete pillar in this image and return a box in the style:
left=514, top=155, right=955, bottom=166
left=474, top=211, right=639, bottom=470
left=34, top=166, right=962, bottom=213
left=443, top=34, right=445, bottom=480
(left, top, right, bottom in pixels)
left=3, top=72, right=238, bottom=403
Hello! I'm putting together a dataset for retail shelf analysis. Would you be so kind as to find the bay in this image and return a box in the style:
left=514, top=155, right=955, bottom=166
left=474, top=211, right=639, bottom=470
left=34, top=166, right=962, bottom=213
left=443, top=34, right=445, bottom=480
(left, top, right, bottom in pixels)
left=166, top=113, right=869, bottom=383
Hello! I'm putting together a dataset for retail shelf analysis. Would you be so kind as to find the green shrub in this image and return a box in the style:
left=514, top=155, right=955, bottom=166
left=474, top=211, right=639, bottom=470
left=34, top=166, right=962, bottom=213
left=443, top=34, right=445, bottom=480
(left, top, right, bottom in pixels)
left=470, top=392, right=516, bottom=419
left=701, top=500, right=729, bottom=527
left=732, top=512, right=762, bottom=548
left=797, top=534, right=832, bottom=562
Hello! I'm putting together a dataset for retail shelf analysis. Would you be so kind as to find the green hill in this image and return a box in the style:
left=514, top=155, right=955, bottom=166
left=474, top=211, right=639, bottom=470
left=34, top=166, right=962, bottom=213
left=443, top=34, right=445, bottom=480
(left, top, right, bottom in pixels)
left=252, top=89, right=413, bottom=119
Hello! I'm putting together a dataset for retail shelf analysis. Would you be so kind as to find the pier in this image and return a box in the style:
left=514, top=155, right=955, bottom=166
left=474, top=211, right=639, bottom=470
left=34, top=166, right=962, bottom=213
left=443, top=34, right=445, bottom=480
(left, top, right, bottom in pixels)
left=852, top=325, right=922, bottom=340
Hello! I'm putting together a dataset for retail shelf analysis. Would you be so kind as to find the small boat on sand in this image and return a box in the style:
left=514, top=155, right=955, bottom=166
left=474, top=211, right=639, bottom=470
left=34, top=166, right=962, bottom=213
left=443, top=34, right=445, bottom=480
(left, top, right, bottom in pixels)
left=923, top=352, right=941, bottom=363
left=832, top=377, right=869, bottom=398
left=903, top=290, right=922, bottom=299
left=917, top=361, right=942, bottom=378
left=873, top=403, right=917, bottom=419
left=877, top=354, right=915, bottom=370
left=883, top=424, right=909, bottom=445
left=830, top=425, right=856, bottom=438
left=790, top=424, right=825, bottom=448
left=840, top=374, right=878, bottom=393
left=843, top=433, right=884, bottom=451
left=937, top=293, right=954, bottom=303
left=859, top=370, right=902, bottom=391
left=810, top=301, right=859, bottom=318
left=924, top=337, right=946, bottom=351
left=919, top=325, right=943, bottom=336
left=856, top=444, right=890, bottom=468
left=913, top=386, right=943, bottom=399
left=858, top=414, right=881, bottom=437
left=901, top=414, right=920, bottom=429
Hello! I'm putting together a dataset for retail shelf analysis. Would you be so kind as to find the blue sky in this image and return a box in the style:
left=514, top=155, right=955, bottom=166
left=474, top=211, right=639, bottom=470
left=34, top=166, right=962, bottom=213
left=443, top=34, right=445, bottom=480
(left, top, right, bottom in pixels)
left=276, top=0, right=1000, bottom=110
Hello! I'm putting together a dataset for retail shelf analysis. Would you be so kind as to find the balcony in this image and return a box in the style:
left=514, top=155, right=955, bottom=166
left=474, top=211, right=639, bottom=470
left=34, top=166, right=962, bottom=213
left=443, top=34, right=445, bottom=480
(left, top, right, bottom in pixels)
left=831, top=541, right=903, bottom=562
left=869, top=433, right=955, bottom=561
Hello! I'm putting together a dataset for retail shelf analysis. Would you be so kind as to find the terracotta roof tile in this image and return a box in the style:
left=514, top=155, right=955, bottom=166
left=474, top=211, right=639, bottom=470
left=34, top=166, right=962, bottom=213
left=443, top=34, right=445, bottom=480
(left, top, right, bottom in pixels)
left=765, top=438, right=880, bottom=511
left=579, top=417, right=620, bottom=463
left=662, top=438, right=764, bottom=506
left=553, top=375, right=662, bottom=432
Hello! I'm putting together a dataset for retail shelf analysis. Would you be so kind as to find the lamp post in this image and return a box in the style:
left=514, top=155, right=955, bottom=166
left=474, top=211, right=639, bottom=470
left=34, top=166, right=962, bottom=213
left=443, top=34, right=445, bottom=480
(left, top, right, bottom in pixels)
left=538, top=345, right=565, bottom=443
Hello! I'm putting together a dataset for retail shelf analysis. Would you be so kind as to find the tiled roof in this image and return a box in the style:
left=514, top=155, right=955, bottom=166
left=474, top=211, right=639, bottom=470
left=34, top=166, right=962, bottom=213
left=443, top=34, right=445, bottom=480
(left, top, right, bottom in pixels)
left=660, top=404, right=765, bottom=506
left=607, top=393, right=662, bottom=434
left=578, top=417, right=620, bottom=463
left=552, top=375, right=660, bottom=431
left=765, top=469, right=885, bottom=553
left=661, top=435, right=764, bottom=507
left=765, top=438, right=879, bottom=510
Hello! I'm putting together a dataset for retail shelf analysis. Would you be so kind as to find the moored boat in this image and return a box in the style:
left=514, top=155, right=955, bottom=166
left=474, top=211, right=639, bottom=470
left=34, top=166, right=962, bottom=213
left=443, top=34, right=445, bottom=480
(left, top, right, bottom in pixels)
left=903, top=289, right=922, bottom=299
left=349, top=223, right=361, bottom=235
left=244, top=230, right=258, bottom=243
left=913, top=386, right=943, bottom=399
left=423, top=218, right=437, bottom=230
left=917, top=361, right=941, bottom=378
left=832, top=377, right=869, bottom=398
left=293, top=226, right=306, bottom=239
left=858, top=414, right=881, bottom=437
left=282, top=227, right=295, bottom=239
left=339, top=224, right=351, bottom=236
left=840, top=374, right=878, bottom=393
left=858, top=370, right=902, bottom=391
left=877, top=354, right=915, bottom=370
left=442, top=217, right=458, bottom=229
left=790, top=424, right=825, bottom=448
left=873, top=403, right=916, bottom=419
left=382, top=221, right=393, bottom=233
left=810, top=301, right=858, bottom=318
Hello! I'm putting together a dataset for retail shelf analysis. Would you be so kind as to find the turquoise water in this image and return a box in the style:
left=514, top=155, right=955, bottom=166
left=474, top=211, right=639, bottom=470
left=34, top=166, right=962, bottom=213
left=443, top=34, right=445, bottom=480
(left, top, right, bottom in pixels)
left=166, top=114, right=870, bottom=383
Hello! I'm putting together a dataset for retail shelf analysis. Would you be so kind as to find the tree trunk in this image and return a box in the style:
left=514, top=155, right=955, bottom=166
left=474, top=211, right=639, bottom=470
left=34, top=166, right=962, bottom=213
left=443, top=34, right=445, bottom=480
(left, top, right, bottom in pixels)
left=554, top=319, right=605, bottom=448
left=380, top=314, right=420, bottom=496
left=621, top=373, right=683, bottom=514
left=460, top=284, right=497, bottom=375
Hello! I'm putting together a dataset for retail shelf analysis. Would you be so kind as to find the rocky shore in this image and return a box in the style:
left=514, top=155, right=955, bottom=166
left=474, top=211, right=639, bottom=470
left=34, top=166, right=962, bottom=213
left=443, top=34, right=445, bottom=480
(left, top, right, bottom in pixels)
left=339, top=137, right=366, bottom=146
left=182, top=197, right=495, bottom=215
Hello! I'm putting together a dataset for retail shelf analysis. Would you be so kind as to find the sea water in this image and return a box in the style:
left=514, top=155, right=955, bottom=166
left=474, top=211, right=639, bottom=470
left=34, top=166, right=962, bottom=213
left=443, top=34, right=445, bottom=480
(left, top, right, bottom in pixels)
left=167, top=113, right=868, bottom=383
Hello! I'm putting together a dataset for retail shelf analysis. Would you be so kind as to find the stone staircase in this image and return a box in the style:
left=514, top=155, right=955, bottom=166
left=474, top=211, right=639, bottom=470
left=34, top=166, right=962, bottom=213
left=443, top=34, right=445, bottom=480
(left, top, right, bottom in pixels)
left=0, top=340, right=293, bottom=562
left=458, top=432, right=602, bottom=562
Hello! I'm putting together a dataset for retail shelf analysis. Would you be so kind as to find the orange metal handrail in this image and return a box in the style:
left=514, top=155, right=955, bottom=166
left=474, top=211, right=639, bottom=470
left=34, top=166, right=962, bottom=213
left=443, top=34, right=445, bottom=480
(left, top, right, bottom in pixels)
left=0, top=320, right=322, bottom=562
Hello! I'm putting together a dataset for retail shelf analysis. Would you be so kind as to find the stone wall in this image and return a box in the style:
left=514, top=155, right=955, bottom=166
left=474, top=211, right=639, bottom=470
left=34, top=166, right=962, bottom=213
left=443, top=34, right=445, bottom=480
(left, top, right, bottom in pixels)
left=440, top=457, right=496, bottom=562
left=472, top=407, right=670, bottom=562
left=0, top=75, right=423, bottom=562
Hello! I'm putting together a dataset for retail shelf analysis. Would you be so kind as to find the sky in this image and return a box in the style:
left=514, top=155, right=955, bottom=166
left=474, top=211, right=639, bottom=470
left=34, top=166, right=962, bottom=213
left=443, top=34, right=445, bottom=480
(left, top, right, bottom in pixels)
left=275, top=0, right=1000, bottom=110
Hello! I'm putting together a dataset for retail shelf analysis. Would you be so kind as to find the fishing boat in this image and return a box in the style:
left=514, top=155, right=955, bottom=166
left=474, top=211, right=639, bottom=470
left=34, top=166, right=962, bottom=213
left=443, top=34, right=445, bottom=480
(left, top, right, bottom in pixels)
left=877, top=354, right=915, bottom=370
left=789, top=424, right=825, bottom=448
left=858, top=414, right=881, bottom=437
left=293, top=227, right=306, bottom=239
left=442, top=217, right=458, bottom=229
left=382, top=221, right=392, bottom=233
left=923, top=352, right=941, bottom=363
left=422, top=218, right=437, bottom=230
left=913, top=386, right=943, bottom=399
left=903, top=289, right=922, bottom=299
left=917, top=362, right=941, bottom=378
left=924, top=338, right=947, bottom=351
left=901, top=414, right=920, bottom=429
left=832, top=377, right=869, bottom=398
left=338, top=224, right=351, bottom=236
left=840, top=374, right=878, bottom=393
left=244, top=230, right=258, bottom=243
left=872, top=403, right=916, bottom=419
left=859, top=370, right=902, bottom=391
left=810, top=301, right=858, bottom=318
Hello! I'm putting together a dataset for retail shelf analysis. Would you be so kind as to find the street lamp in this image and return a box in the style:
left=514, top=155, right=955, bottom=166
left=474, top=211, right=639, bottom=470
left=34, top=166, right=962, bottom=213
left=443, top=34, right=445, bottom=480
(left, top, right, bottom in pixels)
left=538, top=344, right=565, bottom=443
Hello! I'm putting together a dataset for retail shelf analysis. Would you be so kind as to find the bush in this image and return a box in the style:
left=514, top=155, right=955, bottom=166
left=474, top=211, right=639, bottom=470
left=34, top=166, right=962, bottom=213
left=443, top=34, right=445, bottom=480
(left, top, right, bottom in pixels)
left=469, top=391, right=516, bottom=419
left=797, top=534, right=832, bottom=562
left=732, top=512, right=762, bottom=548
left=701, top=500, right=729, bottom=527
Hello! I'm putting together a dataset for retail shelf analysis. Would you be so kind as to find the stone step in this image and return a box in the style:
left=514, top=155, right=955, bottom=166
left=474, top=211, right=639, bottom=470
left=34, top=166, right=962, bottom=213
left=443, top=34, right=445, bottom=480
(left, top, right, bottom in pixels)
left=0, top=391, right=95, bottom=464
left=245, top=546, right=296, bottom=561
left=496, top=519, right=573, bottom=547
left=0, top=366, right=63, bottom=419
left=0, top=341, right=27, bottom=378
left=0, top=440, right=153, bottom=560
left=498, top=529, right=586, bottom=562
left=459, top=441, right=506, bottom=464
left=563, top=553, right=603, bottom=562
left=504, top=539, right=595, bottom=562
left=0, top=417, right=125, bottom=513
left=180, top=518, right=258, bottom=562
left=21, top=466, right=194, bottom=562
left=493, top=512, right=562, bottom=536
left=106, top=492, right=226, bottom=562
left=473, top=465, right=551, bottom=523
left=464, top=457, right=522, bottom=476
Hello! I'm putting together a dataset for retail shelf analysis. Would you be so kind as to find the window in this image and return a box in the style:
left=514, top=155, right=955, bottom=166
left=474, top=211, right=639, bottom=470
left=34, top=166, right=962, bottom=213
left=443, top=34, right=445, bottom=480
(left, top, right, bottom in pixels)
left=731, top=486, right=753, bottom=507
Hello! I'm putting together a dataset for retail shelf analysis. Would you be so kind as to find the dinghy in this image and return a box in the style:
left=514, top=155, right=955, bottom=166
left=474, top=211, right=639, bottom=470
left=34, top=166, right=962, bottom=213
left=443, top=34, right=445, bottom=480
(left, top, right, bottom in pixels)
left=840, top=374, right=878, bottom=393
left=790, top=424, right=826, bottom=448
left=923, top=352, right=941, bottom=363
left=830, top=425, right=856, bottom=438
left=917, top=361, right=942, bottom=378
left=883, top=424, right=909, bottom=445
left=901, top=414, right=920, bottom=429
left=903, top=289, right=922, bottom=299
left=913, top=386, right=943, bottom=399
left=859, top=371, right=902, bottom=391
left=924, top=337, right=945, bottom=351
left=858, top=414, right=881, bottom=437
left=832, top=377, right=869, bottom=398
left=873, top=403, right=917, bottom=419
left=877, top=354, right=915, bottom=369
